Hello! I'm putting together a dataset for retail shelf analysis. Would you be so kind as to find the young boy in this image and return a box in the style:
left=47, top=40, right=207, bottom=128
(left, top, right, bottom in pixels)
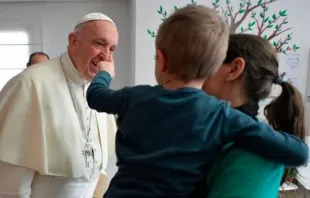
left=87, top=5, right=308, bottom=198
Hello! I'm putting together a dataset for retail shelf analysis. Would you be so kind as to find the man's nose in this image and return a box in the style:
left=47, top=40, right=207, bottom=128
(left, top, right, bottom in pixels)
left=99, top=50, right=110, bottom=61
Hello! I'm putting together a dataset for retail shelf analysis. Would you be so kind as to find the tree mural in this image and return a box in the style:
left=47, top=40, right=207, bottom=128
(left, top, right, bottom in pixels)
left=147, top=0, right=299, bottom=54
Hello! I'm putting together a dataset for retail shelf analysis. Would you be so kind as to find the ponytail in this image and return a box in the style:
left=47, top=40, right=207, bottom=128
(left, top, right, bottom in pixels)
left=264, top=81, right=306, bottom=184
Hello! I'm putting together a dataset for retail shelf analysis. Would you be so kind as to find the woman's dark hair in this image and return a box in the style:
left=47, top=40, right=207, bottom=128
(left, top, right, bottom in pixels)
left=27, top=52, right=50, bottom=67
left=224, top=33, right=306, bottom=184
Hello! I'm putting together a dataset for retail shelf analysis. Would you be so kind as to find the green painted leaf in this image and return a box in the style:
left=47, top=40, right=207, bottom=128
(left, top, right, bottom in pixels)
left=249, top=21, right=256, bottom=27
left=226, top=0, right=230, bottom=4
left=264, top=17, right=269, bottom=22
left=273, top=41, right=277, bottom=47
left=241, top=26, right=244, bottom=32
left=284, top=21, right=288, bottom=24
left=272, top=13, right=277, bottom=20
left=164, top=11, right=167, bottom=16
left=212, top=2, right=216, bottom=6
left=174, top=5, right=178, bottom=11
left=258, top=0, right=263, bottom=5
left=147, top=29, right=152, bottom=34
left=239, top=3, right=242, bottom=7
left=161, top=19, right=165, bottom=22
left=239, top=10, right=245, bottom=14
left=267, top=24, right=273, bottom=28
left=263, top=35, right=268, bottom=40
left=247, top=1, right=252, bottom=6
left=216, top=0, right=220, bottom=3
left=279, top=10, right=287, bottom=17
left=248, top=27, right=253, bottom=30
left=159, top=5, right=163, bottom=13
left=275, top=24, right=279, bottom=30
left=260, top=12, right=264, bottom=18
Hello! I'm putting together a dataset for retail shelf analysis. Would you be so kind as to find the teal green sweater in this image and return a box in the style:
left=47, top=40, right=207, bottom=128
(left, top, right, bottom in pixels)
left=206, top=102, right=284, bottom=197
left=207, top=145, right=284, bottom=198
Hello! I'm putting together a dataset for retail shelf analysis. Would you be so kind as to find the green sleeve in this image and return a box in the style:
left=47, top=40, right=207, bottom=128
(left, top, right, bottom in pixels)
left=207, top=148, right=284, bottom=198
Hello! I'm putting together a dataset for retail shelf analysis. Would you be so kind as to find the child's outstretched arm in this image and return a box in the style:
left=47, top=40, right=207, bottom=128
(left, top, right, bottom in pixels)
left=86, top=59, right=131, bottom=115
left=221, top=103, right=308, bottom=166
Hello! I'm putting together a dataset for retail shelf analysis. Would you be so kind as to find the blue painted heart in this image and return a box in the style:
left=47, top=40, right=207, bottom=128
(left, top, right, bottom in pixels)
left=287, top=58, right=299, bottom=69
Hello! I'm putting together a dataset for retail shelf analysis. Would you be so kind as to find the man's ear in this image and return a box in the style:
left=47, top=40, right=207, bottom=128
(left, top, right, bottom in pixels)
left=68, top=33, right=78, bottom=52
left=156, top=49, right=168, bottom=72
left=225, top=57, right=245, bottom=82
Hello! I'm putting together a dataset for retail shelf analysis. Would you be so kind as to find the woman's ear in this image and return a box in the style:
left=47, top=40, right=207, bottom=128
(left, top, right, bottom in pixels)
left=225, top=57, right=245, bottom=82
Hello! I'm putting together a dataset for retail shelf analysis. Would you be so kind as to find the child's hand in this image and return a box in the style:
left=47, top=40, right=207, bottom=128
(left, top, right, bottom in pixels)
left=97, top=55, right=115, bottom=78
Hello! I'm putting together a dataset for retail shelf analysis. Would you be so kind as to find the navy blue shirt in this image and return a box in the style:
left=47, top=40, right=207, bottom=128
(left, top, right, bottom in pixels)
left=87, top=71, right=308, bottom=198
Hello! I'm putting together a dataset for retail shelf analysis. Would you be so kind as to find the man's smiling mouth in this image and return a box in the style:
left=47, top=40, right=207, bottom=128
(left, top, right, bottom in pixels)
left=91, top=61, right=97, bottom=66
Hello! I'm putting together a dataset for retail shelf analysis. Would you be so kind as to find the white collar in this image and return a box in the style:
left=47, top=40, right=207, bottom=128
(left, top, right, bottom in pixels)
left=60, top=52, right=88, bottom=85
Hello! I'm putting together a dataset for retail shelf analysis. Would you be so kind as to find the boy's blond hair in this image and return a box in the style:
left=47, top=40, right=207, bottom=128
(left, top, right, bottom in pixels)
left=155, top=5, right=229, bottom=81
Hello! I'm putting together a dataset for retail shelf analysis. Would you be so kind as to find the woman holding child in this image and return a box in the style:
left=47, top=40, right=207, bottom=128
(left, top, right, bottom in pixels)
left=203, top=33, right=306, bottom=197
left=86, top=5, right=308, bottom=197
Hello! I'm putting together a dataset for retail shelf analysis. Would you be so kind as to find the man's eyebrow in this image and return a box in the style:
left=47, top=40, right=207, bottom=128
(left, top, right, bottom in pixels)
left=93, top=38, right=107, bottom=43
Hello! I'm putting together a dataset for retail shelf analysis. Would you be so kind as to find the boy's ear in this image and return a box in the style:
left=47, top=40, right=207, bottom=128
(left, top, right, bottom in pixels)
left=156, top=49, right=168, bottom=72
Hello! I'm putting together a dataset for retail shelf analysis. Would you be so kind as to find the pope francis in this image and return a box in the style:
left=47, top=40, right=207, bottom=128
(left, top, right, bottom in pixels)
left=0, top=13, right=117, bottom=198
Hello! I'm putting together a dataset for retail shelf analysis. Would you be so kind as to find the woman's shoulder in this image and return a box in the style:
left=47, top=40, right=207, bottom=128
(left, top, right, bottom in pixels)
left=223, top=146, right=284, bottom=167
left=207, top=147, right=284, bottom=198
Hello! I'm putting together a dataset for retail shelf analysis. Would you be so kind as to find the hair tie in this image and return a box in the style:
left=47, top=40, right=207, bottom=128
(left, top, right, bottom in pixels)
left=274, top=76, right=284, bottom=85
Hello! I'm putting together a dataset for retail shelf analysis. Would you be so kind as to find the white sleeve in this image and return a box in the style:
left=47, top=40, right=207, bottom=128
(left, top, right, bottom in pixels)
left=105, top=156, right=117, bottom=179
left=0, top=160, right=35, bottom=198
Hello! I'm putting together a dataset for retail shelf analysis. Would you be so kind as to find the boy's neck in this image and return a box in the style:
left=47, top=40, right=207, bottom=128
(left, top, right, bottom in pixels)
left=162, top=79, right=204, bottom=90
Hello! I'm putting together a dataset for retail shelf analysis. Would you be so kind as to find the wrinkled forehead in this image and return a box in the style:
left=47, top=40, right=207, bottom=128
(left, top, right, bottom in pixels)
left=79, top=21, right=118, bottom=46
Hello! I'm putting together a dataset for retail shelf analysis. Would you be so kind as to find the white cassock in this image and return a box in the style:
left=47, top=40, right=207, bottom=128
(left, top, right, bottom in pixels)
left=0, top=52, right=116, bottom=198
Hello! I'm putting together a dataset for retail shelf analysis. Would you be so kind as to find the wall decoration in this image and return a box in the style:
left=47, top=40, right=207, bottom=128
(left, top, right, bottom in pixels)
left=280, top=54, right=301, bottom=89
left=147, top=0, right=299, bottom=54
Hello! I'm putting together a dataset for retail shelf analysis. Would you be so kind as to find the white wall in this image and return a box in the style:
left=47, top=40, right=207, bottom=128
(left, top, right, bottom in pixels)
left=0, top=0, right=134, bottom=89
left=132, top=0, right=310, bottom=96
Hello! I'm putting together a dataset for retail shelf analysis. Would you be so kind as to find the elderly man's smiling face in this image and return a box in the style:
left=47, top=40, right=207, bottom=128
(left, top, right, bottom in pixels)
left=68, top=20, right=119, bottom=81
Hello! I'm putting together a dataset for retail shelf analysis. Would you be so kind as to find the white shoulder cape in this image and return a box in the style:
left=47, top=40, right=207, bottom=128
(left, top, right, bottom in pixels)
left=0, top=54, right=116, bottom=177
